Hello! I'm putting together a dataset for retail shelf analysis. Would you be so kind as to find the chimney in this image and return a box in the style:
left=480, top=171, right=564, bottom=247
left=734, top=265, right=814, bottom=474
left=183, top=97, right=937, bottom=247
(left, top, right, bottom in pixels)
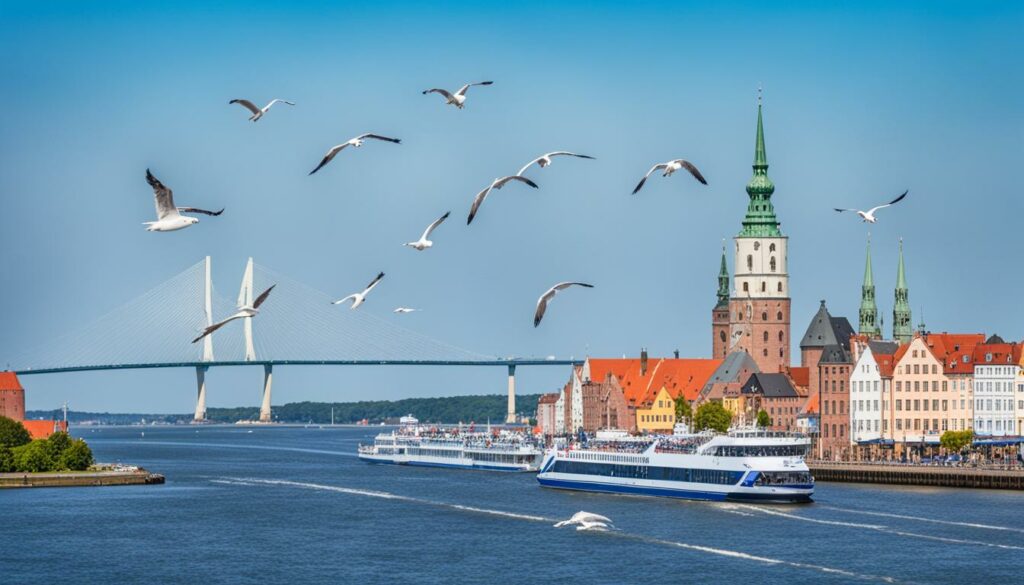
left=674, top=349, right=680, bottom=359
left=640, top=348, right=648, bottom=376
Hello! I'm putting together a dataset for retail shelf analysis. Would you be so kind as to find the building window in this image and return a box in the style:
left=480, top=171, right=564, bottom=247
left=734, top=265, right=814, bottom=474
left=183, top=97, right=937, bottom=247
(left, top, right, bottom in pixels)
left=720, top=330, right=726, bottom=343
left=761, top=282, right=766, bottom=292
left=762, top=312, right=768, bottom=321
left=743, top=282, right=749, bottom=292
left=778, top=331, right=784, bottom=342
left=777, top=283, right=783, bottom=292
left=747, top=255, right=753, bottom=271
left=763, top=331, right=769, bottom=342
left=763, top=349, right=768, bottom=357
left=770, top=256, right=777, bottom=272
left=769, top=243, right=776, bottom=252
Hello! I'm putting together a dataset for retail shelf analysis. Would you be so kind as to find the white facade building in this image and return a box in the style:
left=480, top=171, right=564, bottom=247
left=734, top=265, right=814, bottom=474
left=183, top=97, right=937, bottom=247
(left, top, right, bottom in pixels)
left=850, top=344, right=888, bottom=443
left=972, top=344, right=1020, bottom=436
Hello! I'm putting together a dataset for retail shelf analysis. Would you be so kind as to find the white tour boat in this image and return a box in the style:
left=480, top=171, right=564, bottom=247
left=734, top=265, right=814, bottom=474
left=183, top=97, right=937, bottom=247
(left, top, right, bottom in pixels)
left=536, top=428, right=814, bottom=503
left=358, top=425, right=544, bottom=472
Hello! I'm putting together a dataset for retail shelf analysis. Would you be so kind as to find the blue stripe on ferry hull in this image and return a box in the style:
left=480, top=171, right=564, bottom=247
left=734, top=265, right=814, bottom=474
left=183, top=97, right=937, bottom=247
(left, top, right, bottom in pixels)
left=359, top=456, right=534, bottom=473
left=536, top=477, right=812, bottom=503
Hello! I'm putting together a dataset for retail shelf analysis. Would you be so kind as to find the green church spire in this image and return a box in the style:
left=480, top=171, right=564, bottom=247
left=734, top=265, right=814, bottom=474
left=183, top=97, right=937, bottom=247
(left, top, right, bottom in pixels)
left=716, top=241, right=729, bottom=308
left=858, top=234, right=880, bottom=338
left=739, top=89, right=782, bottom=238
left=893, top=238, right=912, bottom=343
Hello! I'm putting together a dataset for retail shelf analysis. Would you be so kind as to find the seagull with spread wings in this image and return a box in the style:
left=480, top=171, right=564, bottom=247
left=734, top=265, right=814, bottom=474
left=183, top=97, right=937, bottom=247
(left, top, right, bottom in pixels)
left=332, top=272, right=385, bottom=309
left=534, top=282, right=594, bottom=327
left=422, top=81, right=493, bottom=109
left=516, top=151, right=595, bottom=177
left=228, top=98, right=295, bottom=122
left=393, top=307, right=418, bottom=314
left=144, top=169, right=224, bottom=232
left=466, top=176, right=538, bottom=225
left=191, top=285, right=275, bottom=343
left=404, top=211, right=450, bottom=251
left=308, top=134, right=402, bottom=175
left=834, top=190, right=909, bottom=223
left=632, top=159, right=708, bottom=195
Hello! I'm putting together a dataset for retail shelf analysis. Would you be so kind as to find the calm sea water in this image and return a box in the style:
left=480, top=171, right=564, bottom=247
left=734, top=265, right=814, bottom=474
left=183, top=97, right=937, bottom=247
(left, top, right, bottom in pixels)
left=3, top=426, right=1023, bottom=584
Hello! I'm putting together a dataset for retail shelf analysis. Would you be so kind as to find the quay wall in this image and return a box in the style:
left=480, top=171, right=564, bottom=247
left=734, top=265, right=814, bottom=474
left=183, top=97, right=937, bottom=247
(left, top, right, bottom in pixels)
left=0, top=470, right=165, bottom=489
left=808, top=463, right=1024, bottom=490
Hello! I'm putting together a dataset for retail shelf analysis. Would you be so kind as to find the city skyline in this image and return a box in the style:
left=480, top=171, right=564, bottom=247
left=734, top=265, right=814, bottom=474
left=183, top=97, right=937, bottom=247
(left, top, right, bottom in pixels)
left=1, top=1, right=1022, bottom=412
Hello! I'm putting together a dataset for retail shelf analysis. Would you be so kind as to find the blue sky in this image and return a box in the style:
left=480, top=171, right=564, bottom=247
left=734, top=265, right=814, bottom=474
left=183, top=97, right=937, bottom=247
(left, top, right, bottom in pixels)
left=2, top=1, right=1021, bottom=413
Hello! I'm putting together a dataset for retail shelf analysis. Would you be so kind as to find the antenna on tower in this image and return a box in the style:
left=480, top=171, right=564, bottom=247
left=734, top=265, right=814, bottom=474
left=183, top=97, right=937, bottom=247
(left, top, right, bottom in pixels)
left=757, top=84, right=763, bottom=105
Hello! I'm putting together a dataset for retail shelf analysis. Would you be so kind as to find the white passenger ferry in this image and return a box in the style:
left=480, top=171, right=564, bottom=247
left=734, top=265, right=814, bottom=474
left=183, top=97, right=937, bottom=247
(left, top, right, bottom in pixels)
left=536, top=428, right=814, bottom=503
left=358, top=425, right=544, bottom=472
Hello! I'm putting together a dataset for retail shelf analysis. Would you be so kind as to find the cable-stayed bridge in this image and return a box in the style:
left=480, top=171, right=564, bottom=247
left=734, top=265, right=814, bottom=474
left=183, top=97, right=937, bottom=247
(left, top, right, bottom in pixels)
left=7, top=258, right=579, bottom=423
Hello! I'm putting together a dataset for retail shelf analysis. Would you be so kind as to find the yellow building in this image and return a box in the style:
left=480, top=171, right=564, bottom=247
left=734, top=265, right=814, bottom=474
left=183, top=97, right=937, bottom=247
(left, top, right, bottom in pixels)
left=636, top=387, right=678, bottom=433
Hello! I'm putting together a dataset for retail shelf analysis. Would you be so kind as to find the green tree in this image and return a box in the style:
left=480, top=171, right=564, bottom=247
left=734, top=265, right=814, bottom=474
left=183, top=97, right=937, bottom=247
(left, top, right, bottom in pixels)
left=674, top=397, right=693, bottom=424
left=693, top=401, right=733, bottom=433
left=0, top=446, right=14, bottom=472
left=756, top=409, right=772, bottom=428
left=57, top=439, right=94, bottom=471
left=0, top=416, right=31, bottom=449
left=45, top=431, right=71, bottom=461
left=12, top=440, right=54, bottom=472
left=940, top=429, right=974, bottom=453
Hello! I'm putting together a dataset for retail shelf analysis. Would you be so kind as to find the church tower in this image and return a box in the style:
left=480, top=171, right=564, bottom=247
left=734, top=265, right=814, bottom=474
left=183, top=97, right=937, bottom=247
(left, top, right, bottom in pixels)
left=892, top=238, right=912, bottom=343
left=858, top=235, right=880, bottom=338
left=711, top=242, right=730, bottom=359
left=727, top=94, right=791, bottom=372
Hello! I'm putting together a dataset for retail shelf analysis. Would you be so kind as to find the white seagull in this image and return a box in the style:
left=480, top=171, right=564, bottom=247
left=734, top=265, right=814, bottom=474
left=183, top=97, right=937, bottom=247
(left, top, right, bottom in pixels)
left=228, top=98, right=295, bottom=122
left=534, top=282, right=594, bottom=327
left=422, top=81, right=493, bottom=109
left=632, top=159, right=708, bottom=194
left=393, top=307, right=418, bottom=314
left=466, top=175, right=539, bottom=225
left=517, top=151, right=596, bottom=177
left=554, top=511, right=613, bottom=528
left=192, top=285, right=275, bottom=343
left=332, top=272, right=385, bottom=309
left=309, top=134, right=402, bottom=175
left=404, top=211, right=450, bottom=251
left=144, top=169, right=224, bottom=232
left=834, top=190, right=908, bottom=223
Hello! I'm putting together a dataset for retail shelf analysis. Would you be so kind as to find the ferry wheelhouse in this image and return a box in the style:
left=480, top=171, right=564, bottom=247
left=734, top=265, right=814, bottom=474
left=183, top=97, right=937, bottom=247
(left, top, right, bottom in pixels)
left=358, top=426, right=544, bottom=472
left=536, top=428, right=814, bottom=503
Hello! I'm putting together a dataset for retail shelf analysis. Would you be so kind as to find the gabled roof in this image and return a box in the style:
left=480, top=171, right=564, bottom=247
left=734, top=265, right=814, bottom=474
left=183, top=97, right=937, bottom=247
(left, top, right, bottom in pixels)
left=704, top=351, right=760, bottom=386
left=537, top=393, right=560, bottom=405
left=618, top=358, right=723, bottom=405
left=21, top=419, right=66, bottom=440
left=801, top=393, right=819, bottom=415
left=800, top=301, right=855, bottom=350
left=985, top=334, right=1006, bottom=344
left=0, top=372, right=23, bottom=392
left=868, top=340, right=899, bottom=355
left=876, top=351, right=897, bottom=378
left=818, top=344, right=851, bottom=364
left=788, top=367, right=810, bottom=389
left=973, top=343, right=1017, bottom=366
left=585, top=359, right=638, bottom=384
left=741, top=373, right=800, bottom=398
left=923, top=333, right=986, bottom=374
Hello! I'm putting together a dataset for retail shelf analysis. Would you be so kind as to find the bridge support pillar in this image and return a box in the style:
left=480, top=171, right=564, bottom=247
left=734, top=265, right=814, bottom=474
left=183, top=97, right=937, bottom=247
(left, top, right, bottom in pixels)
left=506, top=364, right=516, bottom=424
left=193, top=366, right=209, bottom=422
left=259, top=365, right=273, bottom=423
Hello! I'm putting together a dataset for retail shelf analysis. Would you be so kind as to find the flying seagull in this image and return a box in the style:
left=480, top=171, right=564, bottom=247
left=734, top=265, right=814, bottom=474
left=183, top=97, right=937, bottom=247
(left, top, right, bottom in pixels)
left=144, top=169, right=224, bottom=232
left=466, top=176, right=539, bottom=225
left=228, top=98, right=295, bottom=122
left=191, top=285, right=275, bottom=343
left=404, top=211, right=450, bottom=251
left=309, top=133, right=402, bottom=175
left=332, top=272, right=385, bottom=309
left=393, top=307, right=418, bottom=314
left=516, top=151, right=596, bottom=177
left=422, top=81, right=493, bottom=109
left=534, top=282, right=594, bottom=327
left=554, top=511, right=613, bottom=528
left=834, top=190, right=909, bottom=223
left=632, top=159, right=708, bottom=195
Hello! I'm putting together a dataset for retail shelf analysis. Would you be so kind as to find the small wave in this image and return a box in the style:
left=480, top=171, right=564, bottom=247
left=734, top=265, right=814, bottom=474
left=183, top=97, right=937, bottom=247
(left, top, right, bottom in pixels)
left=817, top=506, right=1024, bottom=534
left=736, top=505, right=885, bottom=529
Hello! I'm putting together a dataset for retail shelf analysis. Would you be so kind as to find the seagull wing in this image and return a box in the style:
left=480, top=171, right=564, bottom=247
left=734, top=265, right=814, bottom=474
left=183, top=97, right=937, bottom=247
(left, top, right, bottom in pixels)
left=252, top=284, right=275, bottom=309
left=178, top=207, right=224, bottom=216
left=546, top=151, right=596, bottom=160
left=455, top=81, right=493, bottom=97
left=833, top=208, right=858, bottom=213
left=865, top=190, right=909, bottom=216
left=146, top=169, right=179, bottom=220
left=421, top=211, right=450, bottom=240
left=229, top=99, right=261, bottom=116
left=363, top=272, right=385, bottom=295
left=264, top=99, right=295, bottom=111
left=332, top=294, right=359, bottom=306
left=534, top=282, right=594, bottom=327
left=422, top=88, right=455, bottom=101
left=516, top=156, right=545, bottom=177
left=494, top=175, right=539, bottom=190
left=191, top=314, right=241, bottom=344
left=674, top=160, right=708, bottom=185
left=467, top=184, right=494, bottom=225
left=309, top=144, right=348, bottom=175
left=632, top=163, right=668, bottom=195
left=358, top=133, right=402, bottom=144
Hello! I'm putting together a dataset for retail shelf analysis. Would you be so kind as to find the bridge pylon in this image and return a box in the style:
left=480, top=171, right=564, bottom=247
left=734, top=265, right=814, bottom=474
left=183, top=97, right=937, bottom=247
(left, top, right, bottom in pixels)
left=194, top=256, right=214, bottom=423
left=506, top=364, right=516, bottom=424
left=238, top=258, right=256, bottom=362
left=259, top=364, right=273, bottom=423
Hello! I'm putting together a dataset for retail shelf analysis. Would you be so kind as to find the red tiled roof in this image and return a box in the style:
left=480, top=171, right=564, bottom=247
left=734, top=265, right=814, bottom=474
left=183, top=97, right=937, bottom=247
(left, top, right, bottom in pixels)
left=617, top=358, right=723, bottom=405
left=21, top=420, right=67, bottom=440
left=876, top=351, right=896, bottom=378
left=924, top=333, right=986, bottom=374
left=801, top=393, right=819, bottom=415
left=0, top=372, right=23, bottom=392
left=973, top=343, right=1016, bottom=365
left=788, top=367, right=810, bottom=389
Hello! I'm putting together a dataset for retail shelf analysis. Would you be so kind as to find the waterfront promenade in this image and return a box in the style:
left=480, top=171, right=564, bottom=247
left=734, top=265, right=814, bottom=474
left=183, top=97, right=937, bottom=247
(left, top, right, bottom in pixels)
left=808, top=461, right=1024, bottom=490
left=0, top=467, right=164, bottom=489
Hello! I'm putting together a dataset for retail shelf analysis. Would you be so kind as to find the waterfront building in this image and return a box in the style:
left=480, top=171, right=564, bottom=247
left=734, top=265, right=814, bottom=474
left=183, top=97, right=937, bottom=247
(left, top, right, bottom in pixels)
left=800, top=300, right=855, bottom=395
left=892, top=239, right=913, bottom=344
left=858, top=236, right=881, bottom=338
left=796, top=392, right=819, bottom=436
left=535, top=393, right=560, bottom=436
left=696, top=351, right=760, bottom=408
left=971, top=338, right=1021, bottom=436
left=890, top=333, right=984, bottom=447
left=1017, top=348, right=1024, bottom=435
left=849, top=339, right=898, bottom=445
left=713, top=99, right=792, bottom=374
left=818, top=343, right=854, bottom=459
left=0, top=371, right=26, bottom=421
left=636, top=387, right=679, bottom=433
left=740, top=372, right=806, bottom=431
